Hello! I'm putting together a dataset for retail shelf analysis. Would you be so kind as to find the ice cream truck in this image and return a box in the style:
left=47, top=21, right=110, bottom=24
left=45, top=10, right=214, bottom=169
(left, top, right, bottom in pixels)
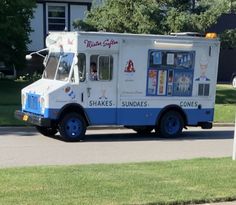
left=15, top=31, right=220, bottom=141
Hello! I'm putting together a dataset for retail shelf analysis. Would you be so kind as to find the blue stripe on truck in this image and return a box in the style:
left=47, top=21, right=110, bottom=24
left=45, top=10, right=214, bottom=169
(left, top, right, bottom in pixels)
left=43, top=107, right=214, bottom=126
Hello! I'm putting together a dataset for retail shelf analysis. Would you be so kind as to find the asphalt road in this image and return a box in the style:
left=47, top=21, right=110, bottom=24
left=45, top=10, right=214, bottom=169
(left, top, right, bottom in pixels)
left=0, top=126, right=234, bottom=168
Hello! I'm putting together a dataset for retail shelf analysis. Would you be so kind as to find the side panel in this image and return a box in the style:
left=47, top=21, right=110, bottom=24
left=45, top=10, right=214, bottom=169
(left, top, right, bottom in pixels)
left=83, top=52, right=119, bottom=125
left=117, top=38, right=218, bottom=126
left=117, top=38, right=153, bottom=125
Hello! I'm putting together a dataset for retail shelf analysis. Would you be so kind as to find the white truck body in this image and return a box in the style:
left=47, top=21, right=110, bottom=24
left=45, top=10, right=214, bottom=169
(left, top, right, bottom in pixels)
left=16, top=31, right=220, bottom=140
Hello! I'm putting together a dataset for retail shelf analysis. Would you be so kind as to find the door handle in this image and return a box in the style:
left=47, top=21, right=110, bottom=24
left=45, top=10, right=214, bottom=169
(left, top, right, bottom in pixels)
left=81, top=92, right=84, bottom=102
left=87, top=87, right=91, bottom=98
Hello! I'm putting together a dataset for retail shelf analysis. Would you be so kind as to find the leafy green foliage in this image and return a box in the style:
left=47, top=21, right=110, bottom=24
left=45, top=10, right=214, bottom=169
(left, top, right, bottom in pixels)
left=220, top=29, right=236, bottom=49
left=74, top=0, right=232, bottom=34
left=74, top=0, right=165, bottom=34
left=0, top=0, right=36, bottom=70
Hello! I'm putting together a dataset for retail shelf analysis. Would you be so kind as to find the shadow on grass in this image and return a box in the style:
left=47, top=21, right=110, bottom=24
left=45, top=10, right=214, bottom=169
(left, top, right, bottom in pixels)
left=215, top=88, right=236, bottom=104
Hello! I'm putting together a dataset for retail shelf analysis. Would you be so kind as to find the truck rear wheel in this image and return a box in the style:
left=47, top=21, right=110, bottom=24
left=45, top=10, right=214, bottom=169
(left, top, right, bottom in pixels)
left=159, top=111, right=184, bottom=138
left=36, top=126, right=58, bottom=137
left=58, top=112, right=86, bottom=142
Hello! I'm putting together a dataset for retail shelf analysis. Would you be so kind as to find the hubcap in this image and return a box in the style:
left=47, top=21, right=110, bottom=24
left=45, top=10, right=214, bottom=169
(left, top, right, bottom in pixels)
left=65, top=118, right=82, bottom=138
left=165, top=116, right=180, bottom=135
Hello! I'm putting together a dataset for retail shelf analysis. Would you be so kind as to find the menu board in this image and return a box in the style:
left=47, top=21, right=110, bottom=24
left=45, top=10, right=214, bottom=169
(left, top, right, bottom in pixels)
left=147, top=70, right=157, bottom=95
left=173, top=70, right=193, bottom=96
left=157, top=70, right=167, bottom=95
left=167, top=70, right=174, bottom=96
left=149, top=50, right=195, bottom=70
left=146, top=49, right=195, bottom=97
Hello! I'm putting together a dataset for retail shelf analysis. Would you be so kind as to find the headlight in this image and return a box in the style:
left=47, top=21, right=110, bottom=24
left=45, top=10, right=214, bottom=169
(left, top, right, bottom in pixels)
left=21, top=93, right=26, bottom=108
left=40, top=97, right=45, bottom=113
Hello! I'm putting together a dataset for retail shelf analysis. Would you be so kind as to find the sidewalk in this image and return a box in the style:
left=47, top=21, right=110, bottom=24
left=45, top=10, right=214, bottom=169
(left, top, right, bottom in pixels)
left=213, top=123, right=235, bottom=127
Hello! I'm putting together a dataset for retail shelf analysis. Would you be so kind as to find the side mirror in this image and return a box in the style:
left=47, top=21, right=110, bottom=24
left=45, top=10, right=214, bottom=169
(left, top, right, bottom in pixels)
left=74, top=56, right=78, bottom=65
left=25, top=55, right=32, bottom=60
left=43, top=55, right=48, bottom=67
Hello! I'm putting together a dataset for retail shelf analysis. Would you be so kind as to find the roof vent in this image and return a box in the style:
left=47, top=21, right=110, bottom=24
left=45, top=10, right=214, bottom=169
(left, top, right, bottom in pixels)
left=170, top=32, right=203, bottom=37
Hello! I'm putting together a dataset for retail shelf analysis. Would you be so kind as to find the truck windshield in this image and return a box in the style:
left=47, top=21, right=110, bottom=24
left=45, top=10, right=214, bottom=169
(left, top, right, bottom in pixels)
left=43, top=52, right=74, bottom=81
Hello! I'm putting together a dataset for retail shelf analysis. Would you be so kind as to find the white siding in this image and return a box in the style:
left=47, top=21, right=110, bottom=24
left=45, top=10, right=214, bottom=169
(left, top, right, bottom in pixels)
left=28, top=3, right=44, bottom=51
left=70, top=5, right=87, bottom=31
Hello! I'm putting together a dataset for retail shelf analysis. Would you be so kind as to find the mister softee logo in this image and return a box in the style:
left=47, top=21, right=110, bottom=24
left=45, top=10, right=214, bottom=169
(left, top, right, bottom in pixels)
left=84, top=39, right=118, bottom=48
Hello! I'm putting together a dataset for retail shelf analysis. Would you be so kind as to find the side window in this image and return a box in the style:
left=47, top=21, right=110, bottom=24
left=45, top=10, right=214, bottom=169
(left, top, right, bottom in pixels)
left=77, top=53, right=86, bottom=82
left=198, top=84, right=210, bottom=96
left=99, top=56, right=113, bottom=81
left=90, top=55, right=98, bottom=81
left=56, top=53, right=74, bottom=81
left=90, top=55, right=113, bottom=81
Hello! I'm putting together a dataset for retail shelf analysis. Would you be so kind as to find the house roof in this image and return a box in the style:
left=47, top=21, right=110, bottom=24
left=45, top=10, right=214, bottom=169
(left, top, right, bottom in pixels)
left=207, top=13, right=236, bottom=33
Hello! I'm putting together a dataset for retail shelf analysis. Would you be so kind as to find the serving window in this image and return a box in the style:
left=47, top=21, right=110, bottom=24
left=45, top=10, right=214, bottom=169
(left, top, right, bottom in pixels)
left=147, top=50, right=195, bottom=96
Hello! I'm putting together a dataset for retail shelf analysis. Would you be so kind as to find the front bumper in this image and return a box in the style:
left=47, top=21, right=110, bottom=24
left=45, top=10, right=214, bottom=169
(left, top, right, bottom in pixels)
left=15, top=110, right=52, bottom=127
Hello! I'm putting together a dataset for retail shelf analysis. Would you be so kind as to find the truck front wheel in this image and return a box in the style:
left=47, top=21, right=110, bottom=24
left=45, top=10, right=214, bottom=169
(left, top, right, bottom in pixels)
left=159, top=111, right=184, bottom=138
left=58, top=113, right=86, bottom=142
left=36, top=126, right=58, bottom=137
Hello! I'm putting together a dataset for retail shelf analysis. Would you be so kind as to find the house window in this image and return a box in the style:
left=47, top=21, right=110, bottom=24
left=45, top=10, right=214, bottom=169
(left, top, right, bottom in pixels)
left=47, top=5, right=67, bottom=31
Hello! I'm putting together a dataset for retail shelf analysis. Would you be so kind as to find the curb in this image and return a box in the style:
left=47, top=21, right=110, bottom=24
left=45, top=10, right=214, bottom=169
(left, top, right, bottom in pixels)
left=213, top=123, right=235, bottom=127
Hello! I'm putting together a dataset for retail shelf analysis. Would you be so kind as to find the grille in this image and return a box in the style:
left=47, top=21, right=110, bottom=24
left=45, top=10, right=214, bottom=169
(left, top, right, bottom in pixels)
left=26, top=94, right=41, bottom=114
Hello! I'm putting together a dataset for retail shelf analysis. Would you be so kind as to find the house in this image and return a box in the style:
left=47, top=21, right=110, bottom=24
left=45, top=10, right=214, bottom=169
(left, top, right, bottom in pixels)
left=207, top=13, right=236, bottom=84
left=28, top=0, right=102, bottom=52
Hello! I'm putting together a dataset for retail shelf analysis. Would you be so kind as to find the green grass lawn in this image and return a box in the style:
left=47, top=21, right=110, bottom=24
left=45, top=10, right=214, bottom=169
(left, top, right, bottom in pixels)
left=0, top=80, right=29, bottom=126
left=0, top=158, right=235, bottom=205
left=215, top=84, right=236, bottom=123
left=0, top=81, right=235, bottom=125
left=0, top=79, right=29, bottom=105
left=214, top=104, right=236, bottom=123
left=0, top=105, right=26, bottom=126
left=216, top=84, right=236, bottom=104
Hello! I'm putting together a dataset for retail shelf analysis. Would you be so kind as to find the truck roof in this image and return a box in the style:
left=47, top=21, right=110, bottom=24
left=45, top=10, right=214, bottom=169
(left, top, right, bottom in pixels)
left=48, top=31, right=219, bottom=43
left=83, top=31, right=219, bottom=43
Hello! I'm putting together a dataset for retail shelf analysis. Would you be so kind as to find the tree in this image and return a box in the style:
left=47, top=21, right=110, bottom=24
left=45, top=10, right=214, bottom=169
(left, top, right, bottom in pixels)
left=0, top=0, right=36, bottom=70
left=74, top=0, right=229, bottom=35
left=163, top=0, right=229, bottom=33
left=74, top=0, right=166, bottom=34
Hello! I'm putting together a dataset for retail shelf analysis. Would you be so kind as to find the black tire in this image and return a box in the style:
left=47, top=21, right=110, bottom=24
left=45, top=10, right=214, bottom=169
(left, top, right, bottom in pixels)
left=159, top=111, right=184, bottom=138
left=133, top=127, right=153, bottom=134
left=36, top=126, right=58, bottom=137
left=58, top=112, right=86, bottom=142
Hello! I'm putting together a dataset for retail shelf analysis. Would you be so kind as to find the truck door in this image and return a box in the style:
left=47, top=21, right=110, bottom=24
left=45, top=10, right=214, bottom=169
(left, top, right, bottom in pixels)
left=85, top=53, right=118, bottom=125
